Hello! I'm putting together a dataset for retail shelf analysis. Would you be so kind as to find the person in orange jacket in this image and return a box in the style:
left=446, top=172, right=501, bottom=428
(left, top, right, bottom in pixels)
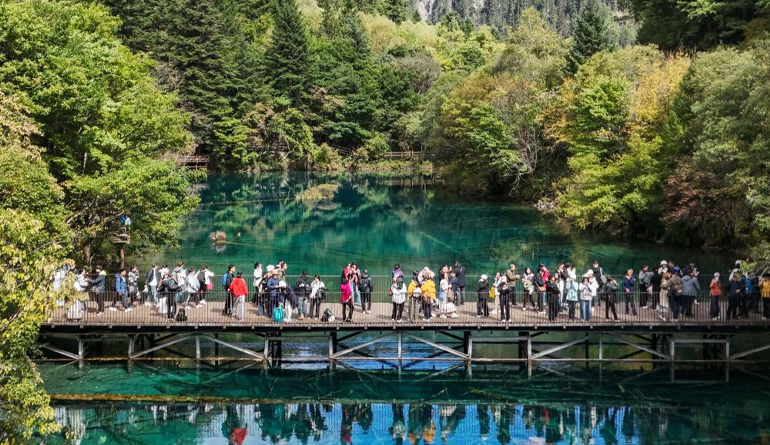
left=229, top=271, right=248, bottom=321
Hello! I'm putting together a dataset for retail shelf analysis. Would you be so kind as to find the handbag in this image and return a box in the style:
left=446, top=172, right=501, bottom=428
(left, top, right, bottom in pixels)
left=447, top=291, right=454, bottom=303
left=207, top=281, right=213, bottom=291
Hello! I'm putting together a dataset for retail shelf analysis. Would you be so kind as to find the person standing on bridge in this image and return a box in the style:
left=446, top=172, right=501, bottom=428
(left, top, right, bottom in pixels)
left=505, top=264, right=520, bottom=308
left=622, top=269, right=638, bottom=316
left=359, top=270, right=373, bottom=314
left=726, top=273, right=743, bottom=321
left=223, top=264, right=235, bottom=316
left=681, top=269, right=700, bottom=317
left=453, top=261, right=466, bottom=306
left=709, top=272, right=722, bottom=320
left=309, top=275, right=326, bottom=320
left=604, top=277, right=619, bottom=321
left=113, top=268, right=129, bottom=312
left=340, top=273, right=354, bottom=322
left=638, top=264, right=652, bottom=308
left=229, top=271, right=248, bottom=321
left=145, top=263, right=159, bottom=307
left=390, top=275, right=407, bottom=322
left=88, top=265, right=106, bottom=315
left=295, top=271, right=311, bottom=320
left=476, top=275, right=490, bottom=318
left=546, top=275, right=560, bottom=321
left=761, top=274, right=770, bottom=319
left=185, top=267, right=200, bottom=308
left=662, top=272, right=683, bottom=322
left=579, top=275, right=593, bottom=322
left=252, top=262, right=263, bottom=304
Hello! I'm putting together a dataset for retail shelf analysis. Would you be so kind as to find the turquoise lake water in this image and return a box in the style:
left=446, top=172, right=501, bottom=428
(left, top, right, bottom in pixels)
left=42, top=173, right=758, bottom=444
left=137, top=173, right=735, bottom=278
left=39, top=362, right=770, bottom=444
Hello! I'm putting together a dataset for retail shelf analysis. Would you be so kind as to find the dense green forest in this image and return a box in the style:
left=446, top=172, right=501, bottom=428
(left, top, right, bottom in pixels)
left=0, top=0, right=769, bottom=441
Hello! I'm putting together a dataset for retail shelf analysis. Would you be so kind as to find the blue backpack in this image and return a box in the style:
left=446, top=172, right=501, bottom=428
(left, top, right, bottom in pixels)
left=273, top=306, right=284, bottom=323
left=222, top=273, right=228, bottom=288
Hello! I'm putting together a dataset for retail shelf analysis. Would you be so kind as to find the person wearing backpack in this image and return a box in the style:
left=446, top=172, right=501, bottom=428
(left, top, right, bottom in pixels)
left=662, top=272, right=683, bottom=321
left=222, top=264, right=235, bottom=316
left=267, top=268, right=281, bottom=315
left=159, top=272, right=181, bottom=319
left=604, top=277, right=619, bottom=321
left=295, top=271, right=311, bottom=320
left=359, top=270, right=373, bottom=314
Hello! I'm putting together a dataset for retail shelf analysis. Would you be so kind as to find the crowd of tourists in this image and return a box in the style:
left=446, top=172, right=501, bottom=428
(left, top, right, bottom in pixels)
left=61, top=258, right=770, bottom=323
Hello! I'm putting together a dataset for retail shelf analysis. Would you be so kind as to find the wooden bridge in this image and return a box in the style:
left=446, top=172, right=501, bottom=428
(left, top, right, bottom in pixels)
left=38, top=288, right=770, bottom=367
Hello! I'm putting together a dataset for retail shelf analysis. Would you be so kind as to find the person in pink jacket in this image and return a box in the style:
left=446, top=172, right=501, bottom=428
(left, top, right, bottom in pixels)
left=340, top=273, right=354, bottom=323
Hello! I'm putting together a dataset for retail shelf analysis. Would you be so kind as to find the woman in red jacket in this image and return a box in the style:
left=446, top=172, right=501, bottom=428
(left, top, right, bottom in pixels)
left=340, top=274, right=354, bottom=322
left=229, top=271, right=248, bottom=321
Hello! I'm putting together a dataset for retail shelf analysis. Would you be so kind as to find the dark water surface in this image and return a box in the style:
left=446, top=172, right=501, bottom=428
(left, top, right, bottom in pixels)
left=40, top=362, right=770, bottom=444
left=136, top=173, right=734, bottom=277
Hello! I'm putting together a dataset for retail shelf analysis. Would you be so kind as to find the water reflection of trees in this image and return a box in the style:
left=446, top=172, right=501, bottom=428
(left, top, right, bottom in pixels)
left=48, top=399, right=766, bottom=444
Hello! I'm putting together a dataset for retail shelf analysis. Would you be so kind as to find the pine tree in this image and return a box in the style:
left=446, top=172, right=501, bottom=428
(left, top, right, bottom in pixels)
left=265, top=0, right=311, bottom=106
left=566, top=0, right=617, bottom=74
left=380, top=0, right=409, bottom=23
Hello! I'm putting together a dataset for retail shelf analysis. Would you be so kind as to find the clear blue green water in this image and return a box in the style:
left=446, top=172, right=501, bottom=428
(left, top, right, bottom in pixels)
left=39, top=363, right=770, bottom=444
left=48, top=173, right=754, bottom=444
left=137, top=173, right=735, bottom=277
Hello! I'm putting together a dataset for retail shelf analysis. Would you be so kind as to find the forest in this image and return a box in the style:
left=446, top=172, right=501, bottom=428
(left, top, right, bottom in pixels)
left=0, top=0, right=769, bottom=441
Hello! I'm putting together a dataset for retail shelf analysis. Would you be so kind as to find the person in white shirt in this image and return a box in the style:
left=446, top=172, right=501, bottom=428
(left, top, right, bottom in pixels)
left=185, top=268, right=200, bottom=308
left=199, top=266, right=214, bottom=305
left=253, top=262, right=262, bottom=304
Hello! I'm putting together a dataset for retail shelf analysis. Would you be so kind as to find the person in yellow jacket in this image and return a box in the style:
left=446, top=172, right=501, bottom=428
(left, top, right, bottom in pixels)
left=760, top=274, right=770, bottom=319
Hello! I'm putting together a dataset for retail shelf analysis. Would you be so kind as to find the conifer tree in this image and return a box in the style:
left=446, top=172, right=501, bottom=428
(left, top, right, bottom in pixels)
left=566, top=0, right=617, bottom=74
left=380, top=0, right=409, bottom=23
left=265, top=0, right=311, bottom=106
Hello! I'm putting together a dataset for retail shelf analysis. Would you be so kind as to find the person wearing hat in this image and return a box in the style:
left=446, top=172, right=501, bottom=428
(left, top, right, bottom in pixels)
left=88, top=265, right=107, bottom=315
left=476, top=274, right=490, bottom=318
left=267, top=268, right=281, bottom=315
left=709, top=272, right=722, bottom=320
left=229, top=271, right=248, bottom=321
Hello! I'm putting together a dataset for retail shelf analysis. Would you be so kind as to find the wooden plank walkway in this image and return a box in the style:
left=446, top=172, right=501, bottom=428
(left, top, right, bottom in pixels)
left=43, top=298, right=766, bottom=333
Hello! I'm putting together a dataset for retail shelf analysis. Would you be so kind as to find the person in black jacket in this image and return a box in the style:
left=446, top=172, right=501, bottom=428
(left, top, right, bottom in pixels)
left=726, top=275, right=743, bottom=321
left=546, top=275, right=560, bottom=321
left=158, top=273, right=181, bottom=319
left=359, top=270, right=373, bottom=314
left=604, top=277, right=619, bottom=321
left=453, top=261, right=466, bottom=305
left=476, top=275, right=490, bottom=318
left=650, top=269, right=663, bottom=311
left=222, top=264, right=235, bottom=316
left=295, top=271, right=311, bottom=320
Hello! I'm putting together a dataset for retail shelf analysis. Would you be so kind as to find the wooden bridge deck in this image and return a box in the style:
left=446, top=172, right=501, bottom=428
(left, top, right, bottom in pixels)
left=41, top=299, right=768, bottom=334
